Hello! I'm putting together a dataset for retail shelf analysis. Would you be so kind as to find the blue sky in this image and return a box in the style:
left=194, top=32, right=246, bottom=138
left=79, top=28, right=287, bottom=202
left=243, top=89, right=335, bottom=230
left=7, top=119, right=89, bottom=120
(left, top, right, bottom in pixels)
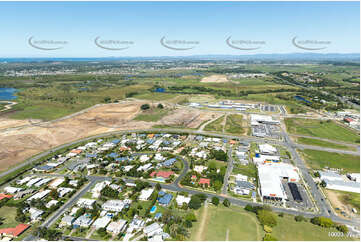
left=0, top=1, right=359, bottom=57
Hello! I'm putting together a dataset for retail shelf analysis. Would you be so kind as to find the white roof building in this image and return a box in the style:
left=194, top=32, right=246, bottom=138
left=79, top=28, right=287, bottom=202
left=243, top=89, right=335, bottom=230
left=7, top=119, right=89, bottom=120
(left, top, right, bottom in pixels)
left=123, top=165, right=134, bottom=172
left=91, top=181, right=111, bottom=198
left=143, top=222, right=162, bottom=237
left=27, top=190, right=51, bottom=201
left=251, top=114, right=280, bottom=125
left=17, top=176, right=32, bottom=185
left=176, top=195, right=191, bottom=206
left=26, top=177, right=42, bottom=187
left=259, top=144, right=277, bottom=154
left=107, top=219, right=127, bottom=234
left=93, top=216, right=111, bottom=229
left=194, top=165, right=207, bottom=174
left=137, top=163, right=153, bottom=172
left=48, top=178, right=65, bottom=189
left=258, top=163, right=300, bottom=201
left=3, top=186, right=23, bottom=194
left=139, top=188, right=154, bottom=201
left=46, top=200, right=59, bottom=208
left=77, top=198, right=96, bottom=209
left=324, top=179, right=360, bottom=193
left=29, top=207, right=44, bottom=221
left=57, top=187, right=74, bottom=198
left=318, top=171, right=344, bottom=182
left=139, top=155, right=150, bottom=163
left=102, top=200, right=129, bottom=212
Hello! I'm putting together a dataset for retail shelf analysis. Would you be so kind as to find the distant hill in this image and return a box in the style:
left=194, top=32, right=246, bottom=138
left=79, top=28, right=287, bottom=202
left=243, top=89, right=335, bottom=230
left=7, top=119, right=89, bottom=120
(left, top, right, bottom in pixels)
left=0, top=53, right=359, bottom=63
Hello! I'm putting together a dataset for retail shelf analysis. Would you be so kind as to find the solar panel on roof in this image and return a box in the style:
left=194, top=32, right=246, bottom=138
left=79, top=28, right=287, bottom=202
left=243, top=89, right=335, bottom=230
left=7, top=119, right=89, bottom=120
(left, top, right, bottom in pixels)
left=288, top=183, right=302, bottom=202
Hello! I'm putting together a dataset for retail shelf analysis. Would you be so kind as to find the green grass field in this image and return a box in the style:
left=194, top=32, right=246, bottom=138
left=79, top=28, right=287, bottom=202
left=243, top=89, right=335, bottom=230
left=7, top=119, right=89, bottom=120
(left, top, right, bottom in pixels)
left=272, top=214, right=356, bottom=241
left=189, top=205, right=262, bottom=241
left=224, top=114, right=245, bottom=135
left=285, top=118, right=359, bottom=143
left=300, top=149, right=360, bottom=173
left=296, top=137, right=357, bottom=151
left=232, top=163, right=257, bottom=178
left=133, top=108, right=168, bottom=122
left=0, top=206, right=18, bottom=229
left=204, top=115, right=225, bottom=132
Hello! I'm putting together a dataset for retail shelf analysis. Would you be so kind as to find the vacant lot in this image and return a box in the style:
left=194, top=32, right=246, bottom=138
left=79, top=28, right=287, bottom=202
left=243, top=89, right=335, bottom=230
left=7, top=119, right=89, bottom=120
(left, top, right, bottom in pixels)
left=204, top=115, right=225, bottom=132
left=201, top=75, right=230, bottom=83
left=296, top=137, right=357, bottom=151
left=189, top=205, right=261, bottom=241
left=0, top=206, right=18, bottom=229
left=0, top=103, right=216, bottom=171
left=272, top=214, right=356, bottom=241
left=325, top=189, right=360, bottom=217
left=300, top=149, right=360, bottom=173
left=133, top=108, right=168, bottom=122
left=225, top=114, right=246, bottom=135
left=285, top=118, right=359, bottom=143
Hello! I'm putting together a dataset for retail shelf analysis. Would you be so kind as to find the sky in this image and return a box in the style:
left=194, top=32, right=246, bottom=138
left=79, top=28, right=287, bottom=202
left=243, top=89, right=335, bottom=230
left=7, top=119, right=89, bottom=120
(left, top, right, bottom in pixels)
left=0, top=1, right=359, bottom=57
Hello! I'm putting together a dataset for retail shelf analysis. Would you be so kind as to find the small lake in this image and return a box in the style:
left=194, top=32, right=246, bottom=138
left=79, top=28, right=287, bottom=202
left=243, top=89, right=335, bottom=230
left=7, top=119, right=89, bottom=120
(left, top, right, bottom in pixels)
left=0, top=88, right=18, bottom=100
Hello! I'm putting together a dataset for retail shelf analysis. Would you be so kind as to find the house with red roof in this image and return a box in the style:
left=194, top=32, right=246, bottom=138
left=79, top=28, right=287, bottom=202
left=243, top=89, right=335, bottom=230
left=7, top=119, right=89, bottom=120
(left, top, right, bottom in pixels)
left=0, top=224, right=30, bottom=238
left=150, top=171, right=175, bottom=179
left=70, top=149, right=82, bottom=154
left=198, top=178, right=210, bottom=187
left=0, top=193, right=13, bottom=201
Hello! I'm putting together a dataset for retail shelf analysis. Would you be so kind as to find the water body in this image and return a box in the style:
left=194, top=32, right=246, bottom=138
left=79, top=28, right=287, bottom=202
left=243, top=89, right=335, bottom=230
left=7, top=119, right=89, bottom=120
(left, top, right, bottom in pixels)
left=294, top=95, right=311, bottom=104
left=0, top=88, right=18, bottom=100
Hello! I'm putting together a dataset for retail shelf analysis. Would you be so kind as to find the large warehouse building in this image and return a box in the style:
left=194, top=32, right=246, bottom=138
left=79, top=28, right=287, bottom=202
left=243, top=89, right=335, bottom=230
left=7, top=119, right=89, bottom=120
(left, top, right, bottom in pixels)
left=258, top=163, right=300, bottom=202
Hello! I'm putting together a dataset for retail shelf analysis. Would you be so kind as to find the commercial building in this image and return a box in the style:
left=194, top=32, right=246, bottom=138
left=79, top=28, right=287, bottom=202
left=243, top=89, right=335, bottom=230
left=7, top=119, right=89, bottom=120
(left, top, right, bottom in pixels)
left=323, top=179, right=360, bottom=193
left=258, top=163, right=300, bottom=201
left=318, top=171, right=344, bottom=182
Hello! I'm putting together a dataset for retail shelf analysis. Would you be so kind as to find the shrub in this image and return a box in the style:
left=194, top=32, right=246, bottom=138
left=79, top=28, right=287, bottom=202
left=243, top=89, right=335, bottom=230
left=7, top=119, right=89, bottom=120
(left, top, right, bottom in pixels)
left=295, top=215, right=306, bottom=222
left=141, top=104, right=150, bottom=110
left=263, top=225, right=272, bottom=233
left=257, top=209, right=277, bottom=227
left=336, top=224, right=348, bottom=233
left=263, top=234, right=278, bottom=241
left=310, top=217, right=334, bottom=228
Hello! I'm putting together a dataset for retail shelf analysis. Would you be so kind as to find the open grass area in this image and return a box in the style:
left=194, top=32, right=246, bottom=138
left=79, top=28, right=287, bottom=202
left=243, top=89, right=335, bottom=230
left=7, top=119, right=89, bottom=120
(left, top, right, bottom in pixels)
left=285, top=118, right=359, bottom=143
left=9, top=84, right=149, bottom=121
left=0, top=206, right=18, bottom=229
left=133, top=92, right=179, bottom=101
left=232, top=163, right=257, bottom=178
left=272, top=214, right=356, bottom=241
left=204, top=115, right=225, bottom=132
left=189, top=205, right=262, bottom=241
left=133, top=108, right=168, bottom=122
left=300, top=149, right=360, bottom=173
left=296, top=137, right=357, bottom=151
left=224, top=114, right=245, bottom=135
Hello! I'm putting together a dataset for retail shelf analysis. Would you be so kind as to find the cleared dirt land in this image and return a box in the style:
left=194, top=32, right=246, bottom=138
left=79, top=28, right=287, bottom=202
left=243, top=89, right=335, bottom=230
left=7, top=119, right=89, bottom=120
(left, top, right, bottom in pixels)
left=201, top=75, right=230, bottom=83
left=0, top=101, right=215, bottom=171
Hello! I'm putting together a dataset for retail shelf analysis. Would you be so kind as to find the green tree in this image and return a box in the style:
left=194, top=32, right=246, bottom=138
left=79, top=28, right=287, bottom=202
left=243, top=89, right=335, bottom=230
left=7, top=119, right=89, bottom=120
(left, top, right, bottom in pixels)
left=189, top=195, right=202, bottom=210
left=141, top=104, right=150, bottom=110
left=223, top=198, right=230, bottom=207
left=211, top=197, right=219, bottom=206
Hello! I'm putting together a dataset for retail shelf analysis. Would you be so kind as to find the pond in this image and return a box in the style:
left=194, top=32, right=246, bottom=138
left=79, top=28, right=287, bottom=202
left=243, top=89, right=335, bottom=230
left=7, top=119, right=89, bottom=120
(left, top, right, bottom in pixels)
left=0, top=88, right=18, bottom=100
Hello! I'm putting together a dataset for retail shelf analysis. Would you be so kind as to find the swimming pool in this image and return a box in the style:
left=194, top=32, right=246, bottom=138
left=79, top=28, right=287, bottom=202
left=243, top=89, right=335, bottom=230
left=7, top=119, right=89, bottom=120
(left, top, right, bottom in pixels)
left=152, top=177, right=165, bottom=182
left=150, top=205, right=157, bottom=213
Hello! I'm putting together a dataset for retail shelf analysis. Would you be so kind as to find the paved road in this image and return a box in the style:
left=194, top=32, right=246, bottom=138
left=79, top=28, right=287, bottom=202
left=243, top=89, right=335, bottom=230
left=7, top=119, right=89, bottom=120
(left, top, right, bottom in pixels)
left=291, top=134, right=359, bottom=148
left=41, top=177, right=105, bottom=228
left=296, top=143, right=359, bottom=155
